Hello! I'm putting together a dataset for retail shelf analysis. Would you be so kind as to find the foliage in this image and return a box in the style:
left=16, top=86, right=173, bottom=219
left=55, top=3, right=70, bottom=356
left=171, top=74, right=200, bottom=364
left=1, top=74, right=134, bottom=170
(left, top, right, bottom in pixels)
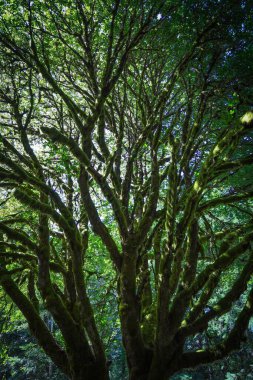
left=0, top=0, right=253, bottom=379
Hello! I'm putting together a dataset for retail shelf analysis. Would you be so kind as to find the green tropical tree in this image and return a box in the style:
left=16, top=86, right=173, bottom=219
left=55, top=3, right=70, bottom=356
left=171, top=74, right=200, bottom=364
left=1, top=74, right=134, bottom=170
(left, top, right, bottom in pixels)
left=0, top=1, right=253, bottom=379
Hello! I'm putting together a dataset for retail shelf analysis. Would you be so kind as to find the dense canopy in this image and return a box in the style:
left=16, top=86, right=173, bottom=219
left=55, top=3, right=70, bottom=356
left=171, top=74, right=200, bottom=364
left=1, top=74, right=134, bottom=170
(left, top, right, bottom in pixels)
left=0, top=1, right=253, bottom=379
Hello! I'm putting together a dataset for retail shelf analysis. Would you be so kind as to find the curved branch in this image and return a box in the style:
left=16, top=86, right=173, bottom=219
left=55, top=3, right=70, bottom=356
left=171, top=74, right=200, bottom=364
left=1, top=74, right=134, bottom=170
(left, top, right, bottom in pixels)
left=178, top=285, right=253, bottom=372
left=198, top=191, right=253, bottom=213
left=0, top=270, right=70, bottom=377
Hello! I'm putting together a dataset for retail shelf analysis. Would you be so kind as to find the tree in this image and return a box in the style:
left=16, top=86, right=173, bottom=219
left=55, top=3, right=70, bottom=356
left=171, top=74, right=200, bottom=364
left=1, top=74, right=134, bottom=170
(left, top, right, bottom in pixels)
left=0, top=0, right=253, bottom=379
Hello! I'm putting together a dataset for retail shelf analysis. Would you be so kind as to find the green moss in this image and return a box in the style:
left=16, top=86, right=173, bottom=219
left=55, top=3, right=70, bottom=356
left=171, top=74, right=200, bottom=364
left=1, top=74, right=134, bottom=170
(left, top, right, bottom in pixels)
left=240, top=111, right=253, bottom=126
left=119, top=302, right=128, bottom=313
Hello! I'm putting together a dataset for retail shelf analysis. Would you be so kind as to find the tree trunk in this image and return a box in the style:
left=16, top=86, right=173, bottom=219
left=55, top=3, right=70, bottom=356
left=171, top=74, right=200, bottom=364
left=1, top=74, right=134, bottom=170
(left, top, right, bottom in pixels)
left=69, top=361, right=109, bottom=380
